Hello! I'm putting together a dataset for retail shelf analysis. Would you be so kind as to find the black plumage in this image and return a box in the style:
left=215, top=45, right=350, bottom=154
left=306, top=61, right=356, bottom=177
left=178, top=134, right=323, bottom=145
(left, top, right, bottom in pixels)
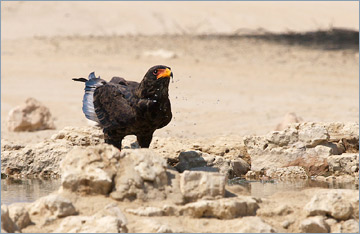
left=73, top=65, right=173, bottom=150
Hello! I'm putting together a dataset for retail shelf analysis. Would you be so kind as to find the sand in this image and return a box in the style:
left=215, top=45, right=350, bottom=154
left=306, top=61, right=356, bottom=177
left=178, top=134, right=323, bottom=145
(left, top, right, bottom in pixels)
left=1, top=1, right=359, bottom=144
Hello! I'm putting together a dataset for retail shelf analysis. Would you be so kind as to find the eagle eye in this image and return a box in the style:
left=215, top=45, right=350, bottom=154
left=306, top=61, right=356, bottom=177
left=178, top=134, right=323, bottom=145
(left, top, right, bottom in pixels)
left=153, top=69, right=158, bottom=75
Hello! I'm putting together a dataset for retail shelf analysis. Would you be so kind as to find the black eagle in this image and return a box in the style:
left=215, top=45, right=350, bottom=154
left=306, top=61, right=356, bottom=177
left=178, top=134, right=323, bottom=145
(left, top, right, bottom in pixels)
left=73, top=65, right=173, bottom=150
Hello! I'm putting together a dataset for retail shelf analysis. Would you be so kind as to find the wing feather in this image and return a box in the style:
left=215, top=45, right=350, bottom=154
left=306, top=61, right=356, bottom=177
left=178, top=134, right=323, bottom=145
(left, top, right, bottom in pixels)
left=93, top=84, right=136, bottom=129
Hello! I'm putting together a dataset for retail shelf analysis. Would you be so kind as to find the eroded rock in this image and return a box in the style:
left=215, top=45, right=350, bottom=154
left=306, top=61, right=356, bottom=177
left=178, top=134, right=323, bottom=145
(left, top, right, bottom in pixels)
left=8, top=203, right=32, bottom=230
left=110, top=149, right=180, bottom=202
left=275, top=112, right=303, bottom=131
left=54, top=203, right=127, bottom=233
left=29, top=194, right=77, bottom=220
left=305, top=190, right=357, bottom=220
left=327, top=153, right=359, bottom=174
left=1, top=204, right=19, bottom=233
left=341, top=219, right=359, bottom=233
left=1, top=126, right=104, bottom=178
left=236, top=216, right=276, bottom=233
left=126, top=207, right=164, bottom=217
left=244, top=122, right=359, bottom=174
left=60, top=144, right=120, bottom=195
left=300, top=216, right=330, bottom=233
left=265, top=166, right=308, bottom=179
left=180, top=196, right=259, bottom=219
left=7, top=97, right=55, bottom=132
left=180, top=171, right=225, bottom=202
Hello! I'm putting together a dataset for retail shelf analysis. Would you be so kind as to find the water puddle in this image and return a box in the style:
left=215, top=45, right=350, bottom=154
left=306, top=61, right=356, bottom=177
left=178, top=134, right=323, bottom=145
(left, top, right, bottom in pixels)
left=229, top=178, right=358, bottom=198
left=1, top=177, right=358, bottom=205
left=1, top=178, right=61, bottom=205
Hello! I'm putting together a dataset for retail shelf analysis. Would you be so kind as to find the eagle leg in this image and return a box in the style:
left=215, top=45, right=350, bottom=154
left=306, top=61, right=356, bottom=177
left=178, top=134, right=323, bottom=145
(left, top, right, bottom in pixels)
left=136, top=133, right=153, bottom=148
left=104, top=138, right=123, bottom=150
left=103, top=131, right=123, bottom=150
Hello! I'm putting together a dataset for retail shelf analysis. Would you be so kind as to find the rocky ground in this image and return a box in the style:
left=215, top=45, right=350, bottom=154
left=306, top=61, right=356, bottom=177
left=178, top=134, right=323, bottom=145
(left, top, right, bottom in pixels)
left=1, top=122, right=359, bottom=233
left=1, top=2, right=359, bottom=233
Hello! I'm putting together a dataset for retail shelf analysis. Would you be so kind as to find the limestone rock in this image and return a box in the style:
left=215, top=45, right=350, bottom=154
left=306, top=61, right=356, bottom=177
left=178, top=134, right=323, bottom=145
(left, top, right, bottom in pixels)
left=200, top=135, right=248, bottom=160
left=50, top=126, right=103, bottom=146
left=60, top=144, right=120, bottom=195
left=236, top=216, right=276, bottom=233
left=265, top=166, right=308, bottom=179
left=141, top=219, right=184, bottom=233
left=244, top=122, right=359, bottom=174
left=7, top=97, right=55, bottom=132
left=341, top=219, right=359, bottom=233
left=305, top=190, right=357, bottom=220
left=111, top=149, right=177, bottom=202
left=231, top=158, right=250, bottom=176
left=298, top=124, right=329, bottom=146
left=325, top=122, right=359, bottom=142
left=257, top=204, right=293, bottom=217
left=1, top=126, right=104, bottom=177
left=180, top=197, right=259, bottom=219
left=327, top=153, right=359, bottom=174
left=174, top=151, right=208, bottom=172
left=300, top=216, right=330, bottom=233
left=54, top=203, right=127, bottom=233
left=180, top=171, right=225, bottom=202
left=174, top=150, right=249, bottom=179
left=8, top=203, right=32, bottom=230
left=275, top=112, right=303, bottom=131
left=1, top=204, right=19, bottom=233
left=126, top=207, right=164, bottom=217
left=29, top=194, right=77, bottom=220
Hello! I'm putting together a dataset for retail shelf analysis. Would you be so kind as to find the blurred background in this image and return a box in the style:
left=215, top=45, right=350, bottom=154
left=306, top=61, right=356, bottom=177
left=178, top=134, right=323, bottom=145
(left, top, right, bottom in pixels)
left=1, top=1, right=359, bottom=143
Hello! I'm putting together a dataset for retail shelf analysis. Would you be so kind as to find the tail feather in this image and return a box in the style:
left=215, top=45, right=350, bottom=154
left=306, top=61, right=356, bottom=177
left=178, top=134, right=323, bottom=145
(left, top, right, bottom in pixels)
left=74, top=72, right=106, bottom=124
left=72, top=78, right=88, bottom=82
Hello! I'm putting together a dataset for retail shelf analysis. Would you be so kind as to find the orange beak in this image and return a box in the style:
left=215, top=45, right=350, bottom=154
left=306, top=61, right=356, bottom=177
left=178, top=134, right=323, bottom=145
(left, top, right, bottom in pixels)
left=156, top=68, right=172, bottom=79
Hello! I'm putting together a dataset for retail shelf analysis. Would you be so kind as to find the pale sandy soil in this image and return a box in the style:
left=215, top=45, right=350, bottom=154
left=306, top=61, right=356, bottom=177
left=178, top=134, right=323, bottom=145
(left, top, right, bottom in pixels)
left=1, top=1, right=359, bottom=144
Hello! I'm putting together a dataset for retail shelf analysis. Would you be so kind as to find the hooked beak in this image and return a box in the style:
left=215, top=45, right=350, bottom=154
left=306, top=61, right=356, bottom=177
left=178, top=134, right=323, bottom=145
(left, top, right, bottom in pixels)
left=157, top=68, right=172, bottom=79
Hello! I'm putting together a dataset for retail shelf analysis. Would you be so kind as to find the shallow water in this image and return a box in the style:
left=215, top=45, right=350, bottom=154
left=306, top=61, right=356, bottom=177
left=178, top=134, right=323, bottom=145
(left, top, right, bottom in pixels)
left=229, top=178, right=358, bottom=198
left=1, top=178, right=61, bottom=205
left=0, top=178, right=358, bottom=205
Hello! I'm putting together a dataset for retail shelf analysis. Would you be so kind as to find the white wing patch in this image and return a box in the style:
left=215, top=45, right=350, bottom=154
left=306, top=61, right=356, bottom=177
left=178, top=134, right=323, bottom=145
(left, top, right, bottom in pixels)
left=82, top=72, right=103, bottom=123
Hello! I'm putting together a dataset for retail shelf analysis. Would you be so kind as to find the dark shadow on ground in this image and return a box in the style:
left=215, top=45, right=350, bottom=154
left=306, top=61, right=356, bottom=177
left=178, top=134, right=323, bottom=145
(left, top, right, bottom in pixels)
left=200, top=28, right=359, bottom=51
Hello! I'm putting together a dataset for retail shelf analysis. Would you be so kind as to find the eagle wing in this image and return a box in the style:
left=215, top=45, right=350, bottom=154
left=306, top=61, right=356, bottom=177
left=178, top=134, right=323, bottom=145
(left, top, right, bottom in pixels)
left=93, top=83, right=136, bottom=130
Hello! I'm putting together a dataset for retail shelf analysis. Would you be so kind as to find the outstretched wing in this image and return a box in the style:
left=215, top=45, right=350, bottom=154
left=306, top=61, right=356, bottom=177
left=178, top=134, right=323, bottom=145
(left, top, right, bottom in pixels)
left=93, top=83, right=136, bottom=129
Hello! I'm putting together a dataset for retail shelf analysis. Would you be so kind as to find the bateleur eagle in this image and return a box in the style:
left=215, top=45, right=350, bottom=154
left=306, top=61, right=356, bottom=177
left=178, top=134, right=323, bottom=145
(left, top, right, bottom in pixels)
left=73, top=65, right=173, bottom=150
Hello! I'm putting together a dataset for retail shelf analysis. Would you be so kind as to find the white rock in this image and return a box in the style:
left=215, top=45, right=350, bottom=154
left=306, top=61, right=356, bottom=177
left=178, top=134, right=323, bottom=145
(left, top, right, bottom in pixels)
left=54, top=203, right=127, bottom=233
left=29, top=194, right=76, bottom=219
left=300, top=216, right=330, bottom=233
left=265, top=166, right=308, bottom=179
left=180, top=171, right=225, bottom=202
left=341, top=219, right=359, bottom=233
left=126, top=207, right=164, bottom=217
left=281, top=220, right=294, bottom=229
left=8, top=203, right=31, bottom=230
left=244, top=122, right=358, bottom=174
left=327, top=153, right=359, bottom=174
left=7, top=97, right=55, bottom=132
left=141, top=219, right=184, bottom=233
left=1, top=126, right=104, bottom=177
left=275, top=112, right=303, bottom=131
left=298, top=123, right=329, bottom=146
left=236, top=216, right=276, bottom=233
left=180, top=197, right=259, bottom=219
left=1, top=204, right=19, bottom=233
left=305, top=190, right=355, bottom=220
left=60, top=144, right=120, bottom=195
left=111, top=149, right=174, bottom=202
